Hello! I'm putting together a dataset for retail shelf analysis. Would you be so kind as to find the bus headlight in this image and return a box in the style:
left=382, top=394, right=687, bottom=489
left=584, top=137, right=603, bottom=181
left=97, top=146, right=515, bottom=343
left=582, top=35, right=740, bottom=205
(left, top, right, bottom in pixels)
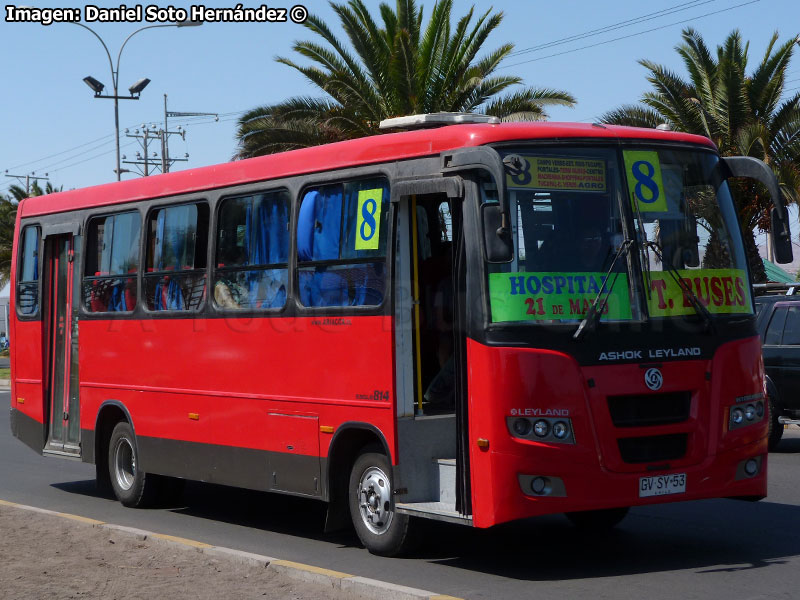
left=505, top=416, right=575, bottom=444
left=744, top=404, right=756, bottom=421
left=552, top=421, right=570, bottom=439
left=513, top=418, right=532, bottom=436
left=731, top=408, right=744, bottom=425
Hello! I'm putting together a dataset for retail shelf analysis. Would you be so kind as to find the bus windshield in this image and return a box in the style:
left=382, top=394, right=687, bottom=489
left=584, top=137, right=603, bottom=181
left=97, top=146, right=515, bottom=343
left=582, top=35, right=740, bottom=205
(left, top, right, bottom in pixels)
left=486, top=145, right=752, bottom=325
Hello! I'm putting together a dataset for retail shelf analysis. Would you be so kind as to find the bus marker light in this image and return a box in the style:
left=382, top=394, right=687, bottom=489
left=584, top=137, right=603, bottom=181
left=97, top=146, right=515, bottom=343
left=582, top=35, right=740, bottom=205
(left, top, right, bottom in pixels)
left=188, top=413, right=199, bottom=421
left=319, top=425, right=334, bottom=433
left=477, top=438, right=489, bottom=448
left=16, top=398, right=24, bottom=405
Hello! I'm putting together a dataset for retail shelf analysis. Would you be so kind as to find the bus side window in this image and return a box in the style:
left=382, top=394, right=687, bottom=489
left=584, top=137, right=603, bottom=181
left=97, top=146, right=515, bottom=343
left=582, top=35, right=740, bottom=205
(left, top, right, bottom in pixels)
left=297, top=178, right=388, bottom=308
left=144, top=202, right=209, bottom=312
left=17, top=225, right=41, bottom=316
left=213, top=190, right=290, bottom=310
left=82, top=211, right=141, bottom=313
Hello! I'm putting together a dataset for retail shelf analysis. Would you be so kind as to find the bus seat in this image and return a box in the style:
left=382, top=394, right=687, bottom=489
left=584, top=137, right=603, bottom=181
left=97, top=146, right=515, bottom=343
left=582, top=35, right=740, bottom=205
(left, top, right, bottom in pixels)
left=297, top=190, right=318, bottom=261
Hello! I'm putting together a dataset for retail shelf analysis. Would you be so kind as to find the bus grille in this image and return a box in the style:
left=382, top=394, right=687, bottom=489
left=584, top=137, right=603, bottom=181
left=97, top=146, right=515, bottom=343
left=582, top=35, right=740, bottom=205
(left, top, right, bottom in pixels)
left=617, top=434, right=688, bottom=464
left=607, top=392, right=691, bottom=428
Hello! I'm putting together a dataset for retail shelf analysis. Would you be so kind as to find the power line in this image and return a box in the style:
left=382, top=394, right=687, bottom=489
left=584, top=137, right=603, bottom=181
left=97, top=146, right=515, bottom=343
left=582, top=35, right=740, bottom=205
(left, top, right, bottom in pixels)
left=4, top=132, right=115, bottom=173
left=501, top=0, right=761, bottom=69
left=47, top=141, right=139, bottom=174
left=509, top=0, right=714, bottom=58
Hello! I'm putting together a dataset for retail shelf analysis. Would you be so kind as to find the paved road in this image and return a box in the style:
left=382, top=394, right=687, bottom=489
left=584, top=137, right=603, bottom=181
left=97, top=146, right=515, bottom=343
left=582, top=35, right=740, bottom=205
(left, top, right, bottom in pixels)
left=2, top=390, right=799, bottom=600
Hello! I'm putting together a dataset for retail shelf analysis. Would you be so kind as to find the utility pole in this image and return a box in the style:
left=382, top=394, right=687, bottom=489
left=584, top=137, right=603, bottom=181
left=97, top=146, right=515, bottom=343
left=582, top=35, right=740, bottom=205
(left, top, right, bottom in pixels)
left=163, top=94, right=218, bottom=173
left=123, top=124, right=185, bottom=176
left=3, top=171, right=49, bottom=195
left=119, top=95, right=219, bottom=177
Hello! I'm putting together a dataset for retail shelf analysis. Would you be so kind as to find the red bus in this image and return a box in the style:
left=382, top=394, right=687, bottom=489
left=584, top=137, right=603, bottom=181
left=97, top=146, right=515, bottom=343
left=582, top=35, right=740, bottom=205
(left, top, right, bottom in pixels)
left=9, top=115, right=792, bottom=556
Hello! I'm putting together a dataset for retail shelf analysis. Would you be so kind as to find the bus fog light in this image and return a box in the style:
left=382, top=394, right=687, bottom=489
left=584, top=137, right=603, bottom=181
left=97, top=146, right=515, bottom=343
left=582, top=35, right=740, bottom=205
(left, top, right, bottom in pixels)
left=531, top=477, right=549, bottom=495
left=553, top=421, right=569, bottom=439
left=744, top=404, right=756, bottom=421
left=513, top=418, right=532, bottom=436
left=533, top=420, right=550, bottom=438
left=731, top=408, right=744, bottom=425
left=744, top=459, right=759, bottom=476
left=755, top=401, right=764, bottom=418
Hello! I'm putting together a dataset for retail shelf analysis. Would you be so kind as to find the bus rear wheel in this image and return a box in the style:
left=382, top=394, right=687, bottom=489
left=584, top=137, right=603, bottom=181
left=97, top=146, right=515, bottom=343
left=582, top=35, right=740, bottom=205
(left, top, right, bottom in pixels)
left=348, top=450, right=412, bottom=556
left=566, top=507, right=629, bottom=530
left=108, top=422, right=158, bottom=507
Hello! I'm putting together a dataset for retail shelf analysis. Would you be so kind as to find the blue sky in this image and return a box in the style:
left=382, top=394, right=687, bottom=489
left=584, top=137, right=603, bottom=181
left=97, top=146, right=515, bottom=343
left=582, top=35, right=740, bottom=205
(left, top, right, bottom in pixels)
left=0, top=0, right=798, bottom=265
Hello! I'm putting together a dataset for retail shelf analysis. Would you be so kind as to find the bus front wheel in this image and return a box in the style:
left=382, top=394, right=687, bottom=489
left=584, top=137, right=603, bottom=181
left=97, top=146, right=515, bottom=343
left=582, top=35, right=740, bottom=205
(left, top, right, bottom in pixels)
left=768, top=394, right=784, bottom=451
left=108, top=422, right=158, bottom=507
left=348, top=450, right=412, bottom=556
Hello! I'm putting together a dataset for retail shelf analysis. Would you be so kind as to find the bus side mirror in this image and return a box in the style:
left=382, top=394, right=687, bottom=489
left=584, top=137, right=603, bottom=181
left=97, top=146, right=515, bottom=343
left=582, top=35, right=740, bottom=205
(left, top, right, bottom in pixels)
left=721, top=156, right=793, bottom=264
left=482, top=203, right=513, bottom=263
left=771, top=205, right=793, bottom=264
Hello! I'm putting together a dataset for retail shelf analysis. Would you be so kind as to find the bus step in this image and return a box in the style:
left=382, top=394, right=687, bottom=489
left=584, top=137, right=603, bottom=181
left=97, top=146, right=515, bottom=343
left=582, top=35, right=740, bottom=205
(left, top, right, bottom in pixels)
left=395, top=501, right=472, bottom=525
left=437, top=458, right=456, bottom=505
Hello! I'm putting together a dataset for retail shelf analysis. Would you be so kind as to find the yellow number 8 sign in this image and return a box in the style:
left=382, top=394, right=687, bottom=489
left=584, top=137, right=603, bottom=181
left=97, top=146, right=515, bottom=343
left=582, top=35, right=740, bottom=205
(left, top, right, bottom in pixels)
left=623, top=150, right=667, bottom=213
left=355, top=188, right=383, bottom=250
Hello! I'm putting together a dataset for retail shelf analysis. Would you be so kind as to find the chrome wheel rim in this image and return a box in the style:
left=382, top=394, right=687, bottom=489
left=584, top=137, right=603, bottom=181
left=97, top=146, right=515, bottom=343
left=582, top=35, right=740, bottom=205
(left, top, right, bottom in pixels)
left=114, top=437, right=136, bottom=491
left=356, top=466, right=393, bottom=535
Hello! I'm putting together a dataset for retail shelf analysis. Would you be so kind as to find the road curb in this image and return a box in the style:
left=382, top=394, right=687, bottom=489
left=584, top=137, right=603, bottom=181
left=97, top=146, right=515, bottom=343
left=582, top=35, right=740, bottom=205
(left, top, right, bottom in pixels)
left=0, top=498, right=463, bottom=600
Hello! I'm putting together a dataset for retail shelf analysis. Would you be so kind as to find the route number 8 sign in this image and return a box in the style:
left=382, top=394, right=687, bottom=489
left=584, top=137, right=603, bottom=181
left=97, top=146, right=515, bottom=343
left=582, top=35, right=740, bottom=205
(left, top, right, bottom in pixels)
left=623, top=150, right=667, bottom=213
left=355, top=188, right=383, bottom=250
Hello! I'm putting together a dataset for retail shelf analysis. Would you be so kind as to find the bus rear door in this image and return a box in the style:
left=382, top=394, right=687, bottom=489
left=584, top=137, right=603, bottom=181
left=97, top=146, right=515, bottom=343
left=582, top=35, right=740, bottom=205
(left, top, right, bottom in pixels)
left=43, top=233, right=80, bottom=456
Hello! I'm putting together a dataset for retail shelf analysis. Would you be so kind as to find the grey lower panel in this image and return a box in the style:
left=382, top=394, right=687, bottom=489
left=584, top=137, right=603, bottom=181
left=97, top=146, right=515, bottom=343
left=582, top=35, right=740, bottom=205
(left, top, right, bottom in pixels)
left=10, top=408, right=45, bottom=456
left=81, top=429, right=95, bottom=463
left=137, top=436, right=324, bottom=498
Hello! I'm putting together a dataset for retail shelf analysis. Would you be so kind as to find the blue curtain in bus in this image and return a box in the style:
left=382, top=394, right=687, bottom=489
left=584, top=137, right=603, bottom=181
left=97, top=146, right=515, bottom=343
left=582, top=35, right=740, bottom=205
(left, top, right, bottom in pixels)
left=297, top=188, right=349, bottom=306
left=153, top=209, right=185, bottom=311
left=109, top=280, right=127, bottom=312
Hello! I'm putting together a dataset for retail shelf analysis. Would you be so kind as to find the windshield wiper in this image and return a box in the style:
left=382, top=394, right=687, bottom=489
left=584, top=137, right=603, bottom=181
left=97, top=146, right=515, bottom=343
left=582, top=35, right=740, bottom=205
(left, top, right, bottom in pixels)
left=645, top=240, right=715, bottom=334
left=574, top=239, right=634, bottom=341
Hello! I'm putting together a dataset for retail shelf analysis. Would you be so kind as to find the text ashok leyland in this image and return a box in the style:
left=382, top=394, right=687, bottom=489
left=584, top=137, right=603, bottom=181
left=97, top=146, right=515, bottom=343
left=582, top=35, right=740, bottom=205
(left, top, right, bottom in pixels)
left=598, top=347, right=702, bottom=361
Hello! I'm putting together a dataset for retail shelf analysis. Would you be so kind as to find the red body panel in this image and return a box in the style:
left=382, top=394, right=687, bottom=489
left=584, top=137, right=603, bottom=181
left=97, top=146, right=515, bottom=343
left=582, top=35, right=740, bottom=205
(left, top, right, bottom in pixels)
left=467, top=337, right=766, bottom=528
left=76, top=316, right=396, bottom=460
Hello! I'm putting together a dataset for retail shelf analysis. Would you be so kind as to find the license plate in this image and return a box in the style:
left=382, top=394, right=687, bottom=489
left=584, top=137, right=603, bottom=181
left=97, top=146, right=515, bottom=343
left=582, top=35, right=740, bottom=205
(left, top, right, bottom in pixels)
left=639, top=473, right=686, bottom=498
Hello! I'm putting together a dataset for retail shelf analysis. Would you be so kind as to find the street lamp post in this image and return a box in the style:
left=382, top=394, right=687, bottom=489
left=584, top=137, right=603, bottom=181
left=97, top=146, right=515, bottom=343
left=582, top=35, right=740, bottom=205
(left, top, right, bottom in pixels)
left=71, top=21, right=201, bottom=181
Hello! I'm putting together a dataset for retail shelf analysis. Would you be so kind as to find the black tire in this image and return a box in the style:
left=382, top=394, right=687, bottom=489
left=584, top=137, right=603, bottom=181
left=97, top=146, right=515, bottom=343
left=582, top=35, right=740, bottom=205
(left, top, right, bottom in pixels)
left=566, top=507, right=629, bottom=531
left=768, top=394, right=784, bottom=451
left=348, top=450, right=412, bottom=556
left=108, top=422, right=159, bottom=507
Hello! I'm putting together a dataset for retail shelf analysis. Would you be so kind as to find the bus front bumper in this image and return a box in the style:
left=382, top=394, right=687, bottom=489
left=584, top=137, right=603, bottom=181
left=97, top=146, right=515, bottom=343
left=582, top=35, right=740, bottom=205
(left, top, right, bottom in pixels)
left=474, top=437, right=767, bottom=528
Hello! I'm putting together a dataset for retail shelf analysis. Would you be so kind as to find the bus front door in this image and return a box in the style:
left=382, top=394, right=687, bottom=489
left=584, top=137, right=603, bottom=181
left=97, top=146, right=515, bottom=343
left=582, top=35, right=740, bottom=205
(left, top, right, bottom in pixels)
left=43, top=234, right=80, bottom=455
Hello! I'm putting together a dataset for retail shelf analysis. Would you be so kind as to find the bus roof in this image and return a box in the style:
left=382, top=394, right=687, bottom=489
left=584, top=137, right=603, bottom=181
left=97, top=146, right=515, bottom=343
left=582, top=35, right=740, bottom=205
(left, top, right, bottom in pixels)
left=19, top=122, right=716, bottom=218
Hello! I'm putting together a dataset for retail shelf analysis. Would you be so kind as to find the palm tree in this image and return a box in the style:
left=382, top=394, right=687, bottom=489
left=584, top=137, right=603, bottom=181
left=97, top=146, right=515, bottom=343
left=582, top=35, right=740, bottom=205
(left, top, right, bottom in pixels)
left=235, top=0, right=575, bottom=158
left=601, top=28, right=800, bottom=282
left=0, top=181, right=63, bottom=287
